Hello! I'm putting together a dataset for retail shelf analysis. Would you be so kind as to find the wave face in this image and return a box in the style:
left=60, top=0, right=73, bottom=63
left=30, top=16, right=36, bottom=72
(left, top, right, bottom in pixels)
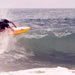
left=0, top=9, right=75, bottom=73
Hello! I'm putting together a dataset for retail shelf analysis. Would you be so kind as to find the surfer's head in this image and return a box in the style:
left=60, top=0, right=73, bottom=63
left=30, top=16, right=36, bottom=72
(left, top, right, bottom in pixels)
left=3, top=19, right=9, bottom=23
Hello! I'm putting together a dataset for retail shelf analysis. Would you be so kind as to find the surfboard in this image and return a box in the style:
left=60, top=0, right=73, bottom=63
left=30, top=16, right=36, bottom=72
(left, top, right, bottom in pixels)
left=12, top=26, right=30, bottom=35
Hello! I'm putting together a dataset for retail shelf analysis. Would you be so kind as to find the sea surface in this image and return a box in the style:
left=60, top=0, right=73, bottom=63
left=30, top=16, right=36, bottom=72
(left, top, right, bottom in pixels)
left=0, top=9, right=75, bottom=75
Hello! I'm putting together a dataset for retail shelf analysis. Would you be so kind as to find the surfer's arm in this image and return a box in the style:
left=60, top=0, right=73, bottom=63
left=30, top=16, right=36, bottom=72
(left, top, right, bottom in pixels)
left=9, top=21, right=17, bottom=28
left=8, top=26, right=14, bottom=31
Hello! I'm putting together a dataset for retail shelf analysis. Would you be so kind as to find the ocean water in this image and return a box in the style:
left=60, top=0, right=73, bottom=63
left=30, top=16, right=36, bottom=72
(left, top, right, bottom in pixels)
left=0, top=9, right=75, bottom=75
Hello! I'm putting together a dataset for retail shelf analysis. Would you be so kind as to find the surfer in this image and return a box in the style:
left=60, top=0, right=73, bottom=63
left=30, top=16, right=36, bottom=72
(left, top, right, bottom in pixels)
left=0, top=19, right=17, bottom=31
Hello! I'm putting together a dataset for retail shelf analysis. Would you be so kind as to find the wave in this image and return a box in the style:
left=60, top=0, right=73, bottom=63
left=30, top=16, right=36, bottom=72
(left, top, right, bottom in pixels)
left=0, top=9, right=75, bottom=72
left=22, top=32, right=75, bottom=64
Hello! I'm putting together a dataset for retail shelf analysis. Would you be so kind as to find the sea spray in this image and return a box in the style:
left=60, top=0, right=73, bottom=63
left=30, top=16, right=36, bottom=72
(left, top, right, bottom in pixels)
left=6, top=34, right=34, bottom=60
left=0, top=31, right=12, bottom=54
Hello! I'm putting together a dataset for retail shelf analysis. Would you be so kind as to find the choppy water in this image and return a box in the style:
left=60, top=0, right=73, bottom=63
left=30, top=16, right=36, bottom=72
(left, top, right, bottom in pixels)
left=0, top=9, right=75, bottom=75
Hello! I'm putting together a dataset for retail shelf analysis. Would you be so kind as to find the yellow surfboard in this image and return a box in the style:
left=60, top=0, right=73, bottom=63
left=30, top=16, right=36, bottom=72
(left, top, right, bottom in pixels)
left=12, top=26, right=30, bottom=35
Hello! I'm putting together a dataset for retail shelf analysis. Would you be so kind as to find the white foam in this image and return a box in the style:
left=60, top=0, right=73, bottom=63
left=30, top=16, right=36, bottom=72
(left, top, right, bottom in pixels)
left=53, top=32, right=72, bottom=37
left=0, top=67, right=75, bottom=75
left=41, top=28, right=72, bottom=37
left=22, top=34, right=48, bottom=39
left=0, top=31, right=12, bottom=54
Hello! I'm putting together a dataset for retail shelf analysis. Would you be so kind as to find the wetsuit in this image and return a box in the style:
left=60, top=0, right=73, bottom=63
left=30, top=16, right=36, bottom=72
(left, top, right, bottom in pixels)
left=0, top=22, right=9, bottom=30
left=0, top=19, right=9, bottom=30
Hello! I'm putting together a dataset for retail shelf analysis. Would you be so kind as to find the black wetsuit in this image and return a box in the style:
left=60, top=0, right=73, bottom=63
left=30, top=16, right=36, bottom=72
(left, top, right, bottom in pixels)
left=0, top=22, right=9, bottom=30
